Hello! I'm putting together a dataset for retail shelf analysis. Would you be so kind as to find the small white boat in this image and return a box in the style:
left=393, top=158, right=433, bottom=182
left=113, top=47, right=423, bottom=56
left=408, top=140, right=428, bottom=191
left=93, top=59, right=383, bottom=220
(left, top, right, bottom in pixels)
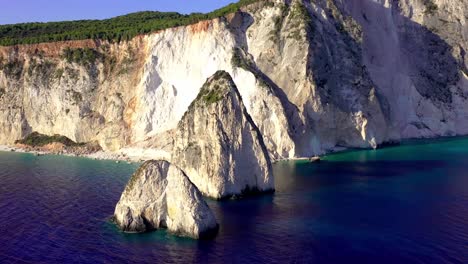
left=295, top=156, right=321, bottom=163
left=309, top=156, right=321, bottom=163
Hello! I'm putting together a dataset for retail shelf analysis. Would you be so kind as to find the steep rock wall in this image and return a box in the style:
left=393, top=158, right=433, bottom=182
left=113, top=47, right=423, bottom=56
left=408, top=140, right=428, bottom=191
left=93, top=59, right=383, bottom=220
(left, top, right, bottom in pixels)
left=345, top=0, right=468, bottom=139
left=0, top=0, right=466, bottom=160
left=114, top=160, right=218, bottom=238
left=0, top=38, right=148, bottom=151
left=172, top=71, right=274, bottom=199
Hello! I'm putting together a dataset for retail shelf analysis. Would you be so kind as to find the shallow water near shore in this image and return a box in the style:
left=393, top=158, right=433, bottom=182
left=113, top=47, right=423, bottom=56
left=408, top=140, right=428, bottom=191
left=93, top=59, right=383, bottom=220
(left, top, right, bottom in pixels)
left=1, top=138, right=467, bottom=263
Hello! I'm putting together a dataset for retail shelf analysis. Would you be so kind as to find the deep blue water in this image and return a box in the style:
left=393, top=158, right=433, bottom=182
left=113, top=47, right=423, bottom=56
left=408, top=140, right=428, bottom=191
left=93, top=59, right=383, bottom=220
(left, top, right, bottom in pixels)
left=1, top=138, right=467, bottom=263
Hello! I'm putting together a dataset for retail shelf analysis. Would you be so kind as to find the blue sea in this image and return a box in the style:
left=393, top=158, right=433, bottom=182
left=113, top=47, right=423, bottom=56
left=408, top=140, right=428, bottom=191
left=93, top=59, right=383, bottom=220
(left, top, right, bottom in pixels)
left=1, top=138, right=467, bottom=263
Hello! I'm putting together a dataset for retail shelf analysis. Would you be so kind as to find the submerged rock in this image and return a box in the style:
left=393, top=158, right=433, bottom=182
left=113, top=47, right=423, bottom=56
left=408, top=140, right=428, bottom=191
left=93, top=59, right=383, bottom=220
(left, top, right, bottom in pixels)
left=114, top=160, right=218, bottom=239
left=172, top=71, right=274, bottom=199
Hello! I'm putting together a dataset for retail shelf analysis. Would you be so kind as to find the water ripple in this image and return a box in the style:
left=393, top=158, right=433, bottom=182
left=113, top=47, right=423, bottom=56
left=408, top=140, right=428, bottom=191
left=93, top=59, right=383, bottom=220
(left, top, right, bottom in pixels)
left=1, top=138, right=468, bottom=263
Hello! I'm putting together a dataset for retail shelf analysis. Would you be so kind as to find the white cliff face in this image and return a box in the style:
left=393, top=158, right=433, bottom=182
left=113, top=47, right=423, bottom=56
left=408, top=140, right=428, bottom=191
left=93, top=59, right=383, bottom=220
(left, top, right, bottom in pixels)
left=245, top=0, right=390, bottom=154
left=132, top=21, right=235, bottom=141
left=172, top=71, right=274, bottom=199
left=0, top=39, right=148, bottom=152
left=130, top=16, right=297, bottom=160
left=114, top=160, right=218, bottom=239
left=344, top=0, right=468, bottom=139
left=0, top=0, right=467, bottom=161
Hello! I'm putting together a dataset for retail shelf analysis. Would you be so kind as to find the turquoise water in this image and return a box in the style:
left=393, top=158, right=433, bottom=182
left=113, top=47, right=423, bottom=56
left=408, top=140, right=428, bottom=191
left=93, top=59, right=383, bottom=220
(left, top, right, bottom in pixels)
left=0, top=138, right=467, bottom=263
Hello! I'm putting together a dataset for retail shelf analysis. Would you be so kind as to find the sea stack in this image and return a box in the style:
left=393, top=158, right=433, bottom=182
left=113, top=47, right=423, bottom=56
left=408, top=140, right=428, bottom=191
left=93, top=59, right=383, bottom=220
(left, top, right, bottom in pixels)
left=172, top=71, right=274, bottom=199
left=114, top=160, right=218, bottom=239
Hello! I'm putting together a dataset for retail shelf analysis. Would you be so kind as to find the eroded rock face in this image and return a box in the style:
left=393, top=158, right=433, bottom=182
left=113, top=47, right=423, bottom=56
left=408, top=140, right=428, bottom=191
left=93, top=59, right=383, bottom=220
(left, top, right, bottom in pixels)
left=1, top=0, right=467, bottom=160
left=343, top=0, right=468, bottom=139
left=172, top=71, right=274, bottom=199
left=114, top=160, right=218, bottom=239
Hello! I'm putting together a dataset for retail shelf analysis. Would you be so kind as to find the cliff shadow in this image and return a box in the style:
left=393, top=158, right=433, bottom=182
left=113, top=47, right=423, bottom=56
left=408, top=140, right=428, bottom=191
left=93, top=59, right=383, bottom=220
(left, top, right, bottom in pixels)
left=307, top=0, right=464, bottom=111
left=228, top=10, right=307, bottom=142
left=300, top=0, right=465, bottom=152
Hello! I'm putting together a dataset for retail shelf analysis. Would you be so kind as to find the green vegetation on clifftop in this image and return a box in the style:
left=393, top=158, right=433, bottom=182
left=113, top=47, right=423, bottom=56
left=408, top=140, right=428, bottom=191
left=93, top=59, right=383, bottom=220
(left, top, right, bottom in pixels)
left=0, top=0, right=260, bottom=46
left=194, top=71, right=232, bottom=106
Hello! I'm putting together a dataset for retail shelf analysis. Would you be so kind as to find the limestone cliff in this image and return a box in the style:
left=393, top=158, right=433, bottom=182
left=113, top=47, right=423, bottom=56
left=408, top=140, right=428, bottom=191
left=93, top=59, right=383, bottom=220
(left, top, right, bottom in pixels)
left=0, top=0, right=467, bottom=160
left=172, top=71, right=274, bottom=199
left=0, top=39, right=148, bottom=153
left=114, top=160, right=218, bottom=239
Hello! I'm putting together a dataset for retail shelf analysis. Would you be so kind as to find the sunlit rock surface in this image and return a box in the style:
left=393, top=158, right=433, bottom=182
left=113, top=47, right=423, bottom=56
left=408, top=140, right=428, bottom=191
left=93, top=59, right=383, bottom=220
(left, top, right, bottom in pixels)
left=0, top=0, right=466, bottom=160
left=114, top=160, right=218, bottom=239
left=172, top=71, right=274, bottom=199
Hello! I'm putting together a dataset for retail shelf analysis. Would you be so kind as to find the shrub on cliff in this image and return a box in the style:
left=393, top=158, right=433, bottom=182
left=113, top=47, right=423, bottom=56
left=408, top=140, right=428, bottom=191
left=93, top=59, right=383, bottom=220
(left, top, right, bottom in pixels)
left=424, top=0, right=438, bottom=15
left=62, top=48, right=101, bottom=65
left=15, top=132, right=84, bottom=147
left=0, top=59, right=24, bottom=79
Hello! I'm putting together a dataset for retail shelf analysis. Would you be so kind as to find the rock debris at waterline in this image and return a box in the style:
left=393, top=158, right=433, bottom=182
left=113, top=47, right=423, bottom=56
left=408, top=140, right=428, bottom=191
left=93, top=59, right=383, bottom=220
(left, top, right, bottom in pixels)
left=114, top=160, right=219, bottom=239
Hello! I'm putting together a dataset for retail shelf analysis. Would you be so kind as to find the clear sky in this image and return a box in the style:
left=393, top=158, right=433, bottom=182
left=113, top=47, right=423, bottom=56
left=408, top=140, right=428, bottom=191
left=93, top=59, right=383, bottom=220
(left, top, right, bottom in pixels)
left=0, top=0, right=238, bottom=25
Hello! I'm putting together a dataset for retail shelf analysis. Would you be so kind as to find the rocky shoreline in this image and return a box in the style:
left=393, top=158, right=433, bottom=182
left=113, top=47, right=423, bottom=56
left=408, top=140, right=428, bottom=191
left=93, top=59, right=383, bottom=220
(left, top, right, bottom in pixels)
left=0, top=143, right=329, bottom=164
left=0, top=144, right=144, bottom=163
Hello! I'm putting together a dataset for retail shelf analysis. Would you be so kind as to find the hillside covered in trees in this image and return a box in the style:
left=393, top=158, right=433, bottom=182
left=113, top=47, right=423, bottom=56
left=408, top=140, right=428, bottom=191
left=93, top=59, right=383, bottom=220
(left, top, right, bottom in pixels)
left=0, top=0, right=258, bottom=46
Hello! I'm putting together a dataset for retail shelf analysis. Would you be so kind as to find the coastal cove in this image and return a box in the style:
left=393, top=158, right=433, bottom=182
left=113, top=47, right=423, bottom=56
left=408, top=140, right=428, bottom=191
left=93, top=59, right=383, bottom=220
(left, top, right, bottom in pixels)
left=0, top=0, right=467, bottom=262
left=1, top=137, right=467, bottom=263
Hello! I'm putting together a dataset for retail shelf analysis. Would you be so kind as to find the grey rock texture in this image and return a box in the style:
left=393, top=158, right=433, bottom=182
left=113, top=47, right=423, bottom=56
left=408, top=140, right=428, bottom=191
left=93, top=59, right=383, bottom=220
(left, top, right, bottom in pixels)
left=114, top=160, right=218, bottom=239
left=0, top=0, right=466, bottom=160
left=344, top=0, right=468, bottom=139
left=2, top=0, right=467, bottom=237
left=172, top=71, right=274, bottom=199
